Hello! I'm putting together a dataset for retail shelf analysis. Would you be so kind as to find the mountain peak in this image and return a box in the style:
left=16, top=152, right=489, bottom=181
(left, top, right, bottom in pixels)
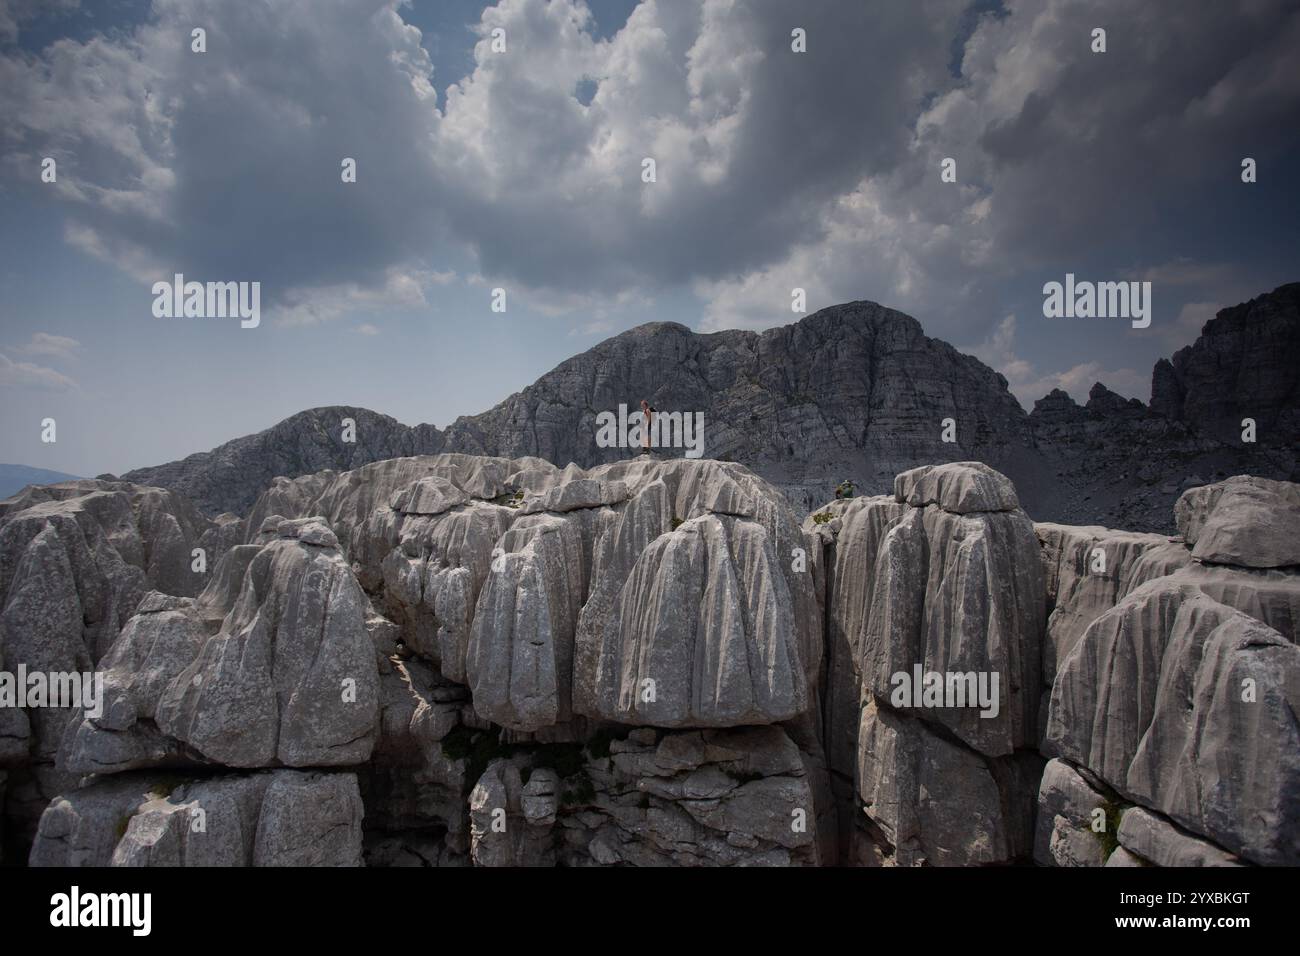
left=119, top=283, right=1298, bottom=531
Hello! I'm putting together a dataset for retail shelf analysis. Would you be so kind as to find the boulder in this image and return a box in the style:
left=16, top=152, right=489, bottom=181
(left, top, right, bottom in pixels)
left=893, top=462, right=1020, bottom=514
left=522, top=478, right=629, bottom=514
left=1046, top=578, right=1300, bottom=865
left=60, top=592, right=207, bottom=774
left=1116, top=806, right=1244, bottom=868
left=466, top=514, right=586, bottom=731
left=1175, top=475, right=1300, bottom=568
left=583, top=513, right=809, bottom=727
left=859, top=502, right=1045, bottom=756
left=1033, top=758, right=1113, bottom=867
left=154, top=519, right=379, bottom=768
left=31, top=770, right=364, bottom=866
left=855, top=699, right=1014, bottom=866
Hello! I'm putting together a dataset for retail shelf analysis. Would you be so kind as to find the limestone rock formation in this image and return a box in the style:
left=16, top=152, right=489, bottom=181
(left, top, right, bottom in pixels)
left=0, top=478, right=228, bottom=848
left=1040, top=472, right=1300, bottom=866
left=359, top=656, right=472, bottom=862
left=802, top=462, right=1047, bottom=866
left=1033, top=758, right=1112, bottom=868
left=803, top=498, right=904, bottom=774
left=1035, top=524, right=1189, bottom=686
left=466, top=512, right=586, bottom=730
left=153, top=517, right=380, bottom=768
left=572, top=459, right=820, bottom=729
left=239, top=454, right=820, bottom=735
left=860, top=475, right=1045, bottom=757
left=562, top=725, right=825, bottom=867
left=857, top=699, right=1034, bottom=866
left=1114, top=806, right=1245, bottom=868
left=29, top=770, right=364, bottom=867
left=1045, top=580, right=1299, bottom=865
left=1174, top=475, right=1300, bottom=568
left=893, top=461, right=1020, bottom=513
left=10, top=449, right=1298, bottom=870
left=469, top=760, right=558, bottom=867
left=59, top=592, right=208, bottom=774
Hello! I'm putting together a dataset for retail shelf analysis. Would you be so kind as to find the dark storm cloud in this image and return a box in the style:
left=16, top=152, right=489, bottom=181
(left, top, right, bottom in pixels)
left=702, top=0, right=1300, bottom=333
left=435, top=0, right=968, bottom=293
left=1, top=0, right=1296, bottom=332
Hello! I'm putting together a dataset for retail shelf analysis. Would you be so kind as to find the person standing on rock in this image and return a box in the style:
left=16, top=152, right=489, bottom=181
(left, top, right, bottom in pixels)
left=639, top=399, right=655, bottom=456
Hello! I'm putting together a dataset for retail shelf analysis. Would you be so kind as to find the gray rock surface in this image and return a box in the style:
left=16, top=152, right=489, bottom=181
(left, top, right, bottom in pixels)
left=1024, top=381, right=1280, bottom=534
left=1175, top=475, right=1300, bottom=568
left=13, top=451, right=1300, bottom=870
left=802, top=495, right=906, bottom=850
left=469, top=760, right=557, bottom=867
left=1104, top=846, right=1148, bottom=867
left=60, top=592, right=207, bottom=774
left=239, top=454, right=820, bottom=734
left=30, top=770, right=363, bottom=867
left=0, top=478, right=224, bottom=850
left=583, top=512, right=809, bottom=727
left=1035, top=523, right=1190, bottom=686
left=1033, top=758, right=1112, bottom=867
left=564, top=725, right=825, bottom=867
left=154, top=518, right=380, bottom=768
left=0, top=641, right=31, bottom=766
left=573, top=459, right=821, bottom=729
left=360, top=656, right=471, bottom=857
left=466, top=513, right=586, bottom=730
left=856, top=699, right=1019, bottom=866
left=1150, top=282, right=1300, bottom=459
left=893, top=461, right=1020, bottom=513
left=802, top=465, right=1046, bottom=865
left=124, top=407, right=445, bottom=517
left=1116, top=806, right=1244, bottom=868
left=1046, top=577, right=1300, bottom=865
left=856, top=466, right=1046, bottom=757
left=1035, top=474, right=1300, bottom=867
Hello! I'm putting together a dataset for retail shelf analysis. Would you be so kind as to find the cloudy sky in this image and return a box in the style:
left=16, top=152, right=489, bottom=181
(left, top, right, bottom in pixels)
left=1, top=0, right=1297, bottom=477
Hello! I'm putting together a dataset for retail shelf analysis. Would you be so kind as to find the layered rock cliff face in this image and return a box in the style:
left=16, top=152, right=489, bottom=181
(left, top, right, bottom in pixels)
left=805, top=462, right=1047, bottom=865
left=6, top=457, right=833, bottom=866
left=1151, top=283, right=1300, bottom=451
left=3, top=458, right=1295, bottom=866
left=118, top=285, right=1299, bottom=534
left=1035, top=475, right=1299, bottom=867
left=0, top=480, right=241, bottom=854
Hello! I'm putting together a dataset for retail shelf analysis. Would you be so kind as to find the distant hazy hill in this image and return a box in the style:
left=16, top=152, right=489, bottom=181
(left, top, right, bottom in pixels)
left=0, top=464, right=82, bottom=500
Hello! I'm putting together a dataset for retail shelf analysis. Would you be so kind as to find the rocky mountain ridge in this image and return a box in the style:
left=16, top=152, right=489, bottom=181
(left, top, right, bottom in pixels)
left=118, top=283, right=1299, bottom=532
